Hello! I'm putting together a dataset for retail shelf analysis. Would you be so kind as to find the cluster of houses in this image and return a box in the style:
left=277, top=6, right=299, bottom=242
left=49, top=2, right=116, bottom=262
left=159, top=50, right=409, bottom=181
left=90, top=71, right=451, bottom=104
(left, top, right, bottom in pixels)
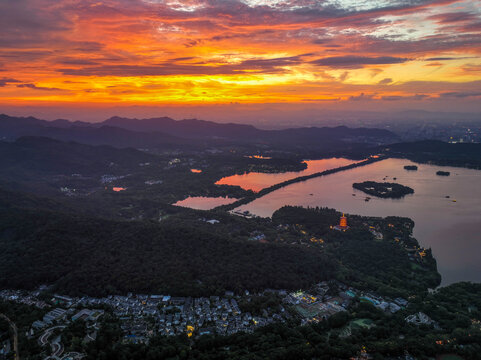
left=405, top=312, right=440, bottom=329
left=32, top=308, right=68, bottom=330
left=0, top=289, right=49, bottom=309
left=78, top=292, right=290, bottom=342
left=0, top=289, right=290, bottom=344
left=391, top=236, right=429, bottom=263
left=284, top=281, right=408, bottom=325
left=0, top=290, right=105, bottom=360
left=248, top=231, right=267, bottom=242
left=362, top=220, right=429, bottom=264
left=1, top=281, right=410, bottom=345
left=368, top=226, right=384, bottom=240
left=405, top=245, right=428, bottom=263
left=0, top=291, right=104, bottom=331
left=100, top=174, right=126, bottom=184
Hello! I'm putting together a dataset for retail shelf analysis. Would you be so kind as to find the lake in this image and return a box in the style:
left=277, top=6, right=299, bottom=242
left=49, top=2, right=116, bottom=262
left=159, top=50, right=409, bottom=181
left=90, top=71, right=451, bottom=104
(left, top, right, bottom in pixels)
left=173, top=196, right=238, bottom=210
left=215, top=157, right=356, bottom=192
left=234, top=158, right=481, bottom=285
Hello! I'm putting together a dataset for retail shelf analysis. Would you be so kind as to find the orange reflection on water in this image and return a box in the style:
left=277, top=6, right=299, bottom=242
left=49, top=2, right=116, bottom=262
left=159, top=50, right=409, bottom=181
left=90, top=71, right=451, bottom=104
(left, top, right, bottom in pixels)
left=215, top=158, right=356, bottom=192
left=173, top=196, right=238, bottom=210
left=191, top=169, right=202, bottom=173
left=112, top=187, right=126, bottom=192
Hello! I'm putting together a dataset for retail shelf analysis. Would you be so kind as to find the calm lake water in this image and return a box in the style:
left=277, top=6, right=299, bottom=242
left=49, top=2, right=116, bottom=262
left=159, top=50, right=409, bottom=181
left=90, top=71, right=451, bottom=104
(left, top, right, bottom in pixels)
left=173, top=196, right=238, bottom=210
left=215, top=158, right=356, bottom=192
left=234, top=158, right=481, bottom=285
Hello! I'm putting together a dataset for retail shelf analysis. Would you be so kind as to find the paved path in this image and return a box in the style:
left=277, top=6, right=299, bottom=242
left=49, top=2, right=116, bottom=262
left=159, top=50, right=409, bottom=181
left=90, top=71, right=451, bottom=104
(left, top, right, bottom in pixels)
left=0, top=313, right=19, bottom=360
left=216, top=156, right=385, bottom=211
left=38, top=326, right=66, bottom=360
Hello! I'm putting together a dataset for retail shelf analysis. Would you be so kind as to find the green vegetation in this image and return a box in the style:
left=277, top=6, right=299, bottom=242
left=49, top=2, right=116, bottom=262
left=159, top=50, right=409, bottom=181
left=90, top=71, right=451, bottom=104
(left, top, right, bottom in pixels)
left=0, top=192, right=440, bottom=299
left=0, top=194, right=336, bottom=296
left=4, top=283, right=481, bottom=360
left=352, top=181, right=414, bottom=198
left=0, top=136, right=313, bottom=220
left=62, top=319, right=88, bottom=352
left=350, top=318, right=373, bottom=329
left=272, top=206, right=440, bottom=297
left=0, top=300, right=47, bottom=359
left=81, top=283, right=481, bottom=359
left=1, top=128, right=480, bottom=359
left=238, top=294, right=283, bottom=316
left=383, top=140, right=481, bottom=169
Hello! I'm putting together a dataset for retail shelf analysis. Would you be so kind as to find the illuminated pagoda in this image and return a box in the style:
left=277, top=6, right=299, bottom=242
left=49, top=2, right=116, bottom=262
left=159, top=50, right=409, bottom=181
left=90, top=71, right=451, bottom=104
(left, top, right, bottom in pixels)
left=333, top=213, right=349, bottom=231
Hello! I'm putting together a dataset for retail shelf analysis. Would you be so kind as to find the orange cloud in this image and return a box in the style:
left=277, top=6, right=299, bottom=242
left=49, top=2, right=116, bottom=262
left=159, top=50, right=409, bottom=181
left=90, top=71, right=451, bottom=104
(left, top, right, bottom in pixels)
left=0, top=0, right=479, bottom=114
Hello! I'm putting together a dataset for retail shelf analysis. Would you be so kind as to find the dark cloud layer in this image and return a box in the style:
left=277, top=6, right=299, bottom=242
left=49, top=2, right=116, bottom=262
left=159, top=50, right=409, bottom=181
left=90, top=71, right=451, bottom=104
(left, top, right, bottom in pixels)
left=440, top=91, right=481, bottom=98
left=16, top=83, right=63, bottom=91
left=0, top=0, right=480, bottom=110
left=312, top=56, right=409, bottom=69
left=0, top=78, right=21, bottom=87
left=59, top=55, right=309, bottom=76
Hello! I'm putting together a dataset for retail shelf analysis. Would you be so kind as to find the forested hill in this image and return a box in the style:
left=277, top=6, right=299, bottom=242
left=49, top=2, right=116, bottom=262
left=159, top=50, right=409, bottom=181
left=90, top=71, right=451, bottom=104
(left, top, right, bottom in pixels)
left=103, top=116, right=260, bottom=140
left=102, top=116, right=398, bottom=144
left=382, top=140, right=481, bottom=169
left=0, top=201, right=336, bottom=297
left=0, top=136, right=157, bottom=174
left=0, top=114, right=186, bottom=149
left=272, top=206, right=441, bottom=295
left=0, top=114, right=398, bottom=151
left=0, top=136, right=163, bottom=195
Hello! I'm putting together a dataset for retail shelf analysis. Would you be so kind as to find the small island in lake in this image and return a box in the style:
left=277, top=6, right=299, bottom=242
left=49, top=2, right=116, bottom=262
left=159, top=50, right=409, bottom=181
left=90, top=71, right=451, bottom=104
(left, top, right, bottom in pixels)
left=404, top=165, right=418, bottom=171
left=436, top=170, right=450, bottom=176
left=353, top=181, right=414, bottom=199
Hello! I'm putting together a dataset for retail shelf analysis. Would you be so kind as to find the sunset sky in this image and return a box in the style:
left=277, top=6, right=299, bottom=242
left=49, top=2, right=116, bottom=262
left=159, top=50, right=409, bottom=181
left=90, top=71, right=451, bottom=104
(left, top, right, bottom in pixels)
left=1, top=0, right=481, bottom=121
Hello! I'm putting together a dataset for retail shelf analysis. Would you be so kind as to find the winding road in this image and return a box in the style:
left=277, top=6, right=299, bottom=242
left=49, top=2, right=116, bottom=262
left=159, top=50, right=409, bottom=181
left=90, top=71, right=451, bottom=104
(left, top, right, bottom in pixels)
left=39, top=325, right=66, bottom=360
left=0, top=313, right=19, bottom=360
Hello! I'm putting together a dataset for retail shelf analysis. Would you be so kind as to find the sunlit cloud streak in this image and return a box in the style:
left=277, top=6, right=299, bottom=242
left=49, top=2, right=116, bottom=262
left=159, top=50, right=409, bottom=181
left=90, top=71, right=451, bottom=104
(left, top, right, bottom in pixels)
left=0, top=0, right=480, bottom=116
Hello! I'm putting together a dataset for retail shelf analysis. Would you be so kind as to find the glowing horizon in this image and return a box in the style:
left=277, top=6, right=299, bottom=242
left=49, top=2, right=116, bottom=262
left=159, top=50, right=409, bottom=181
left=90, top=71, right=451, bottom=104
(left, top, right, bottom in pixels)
left=1, top=0, right=480, bottom=119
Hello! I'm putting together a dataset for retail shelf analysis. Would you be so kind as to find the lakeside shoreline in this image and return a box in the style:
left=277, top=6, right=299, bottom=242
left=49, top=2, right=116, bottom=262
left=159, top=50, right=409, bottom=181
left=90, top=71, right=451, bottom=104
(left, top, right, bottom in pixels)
left=214, top=156, right=386, bottom=212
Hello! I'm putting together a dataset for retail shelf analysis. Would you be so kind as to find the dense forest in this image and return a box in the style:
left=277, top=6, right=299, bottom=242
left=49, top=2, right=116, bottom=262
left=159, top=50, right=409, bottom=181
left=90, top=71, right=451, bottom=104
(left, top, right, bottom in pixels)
left=0, top=201, right=336, bottom=297
left=0, top=193, right=442, bottom=298
left=0, top=300, right=46, bottom=359
left=382, top=140, right=481, bottom=169
left=272, top=206, right=441, bottom=297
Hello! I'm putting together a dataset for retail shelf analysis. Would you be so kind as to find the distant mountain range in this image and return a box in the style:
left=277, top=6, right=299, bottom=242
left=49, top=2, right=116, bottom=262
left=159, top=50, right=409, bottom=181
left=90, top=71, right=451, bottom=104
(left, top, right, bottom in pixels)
left=0, top=114, right=186, bottom=149
left=0, top=114, right=399, bottom=150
